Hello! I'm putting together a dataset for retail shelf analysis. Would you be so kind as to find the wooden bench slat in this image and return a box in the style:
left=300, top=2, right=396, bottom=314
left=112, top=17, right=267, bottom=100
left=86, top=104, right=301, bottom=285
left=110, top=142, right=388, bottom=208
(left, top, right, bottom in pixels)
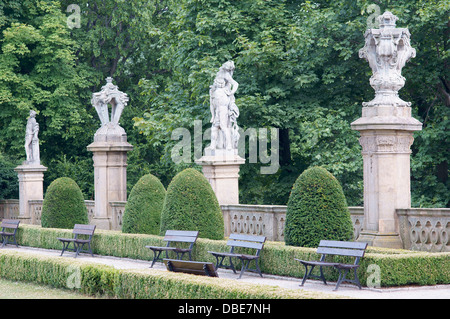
left=165, top=230, right=199, bottom=237
left=73, top=224, right=96, bottom=230
left=316, top=247, right=366, bottom=258
left=164, top=235, right=198, bottom=243
left=319, top=240, right=367, bottom=250
left=73, top=230, right=96, bottom=236
left=226, top=240, right=264, bottom=250
left=145, top=246, right=177, bottom=251
left=229, top=233, right=266, bottom=243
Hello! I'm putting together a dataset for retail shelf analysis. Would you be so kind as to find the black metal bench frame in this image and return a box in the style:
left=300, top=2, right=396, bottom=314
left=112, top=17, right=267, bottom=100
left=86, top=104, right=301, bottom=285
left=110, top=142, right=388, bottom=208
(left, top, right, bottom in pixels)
left=295, top=240, right=368, bottom=291
left=164, top=258, right=219, bottom=277
left=208, top=234, right=266, bottom=279
left=57, top=224, right=96, bottom=258
left=145, top=230, right=199, bottom=267
left=0, top=219, right=20, bottom=248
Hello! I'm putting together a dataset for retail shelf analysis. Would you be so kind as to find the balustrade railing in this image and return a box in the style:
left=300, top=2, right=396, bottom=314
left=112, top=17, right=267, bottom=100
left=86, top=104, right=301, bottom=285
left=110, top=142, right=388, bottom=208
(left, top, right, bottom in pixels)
left=1, top=199, right=448, bottom=252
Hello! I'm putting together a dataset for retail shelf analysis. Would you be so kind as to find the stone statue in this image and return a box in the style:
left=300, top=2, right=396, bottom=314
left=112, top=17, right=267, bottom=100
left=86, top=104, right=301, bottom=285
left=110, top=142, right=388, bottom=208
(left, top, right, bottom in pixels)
left=91, top=77, right=129, bottom=126
left=359, top=11, right=416, bottom=107
left=24, top=110, right=40, bottom=165
left=209, top=61, right=240, bottom=150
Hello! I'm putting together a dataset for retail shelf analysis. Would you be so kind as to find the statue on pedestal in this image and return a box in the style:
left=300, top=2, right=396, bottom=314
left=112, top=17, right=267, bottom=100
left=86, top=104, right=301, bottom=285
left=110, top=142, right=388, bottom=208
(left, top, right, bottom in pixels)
left=24, top=110, right=40, bottom=165
left=209, top=61, right=240, bottom=151
left=358, top=11, right=416, bottom=107
left=91, top=77, right=129, bottom=126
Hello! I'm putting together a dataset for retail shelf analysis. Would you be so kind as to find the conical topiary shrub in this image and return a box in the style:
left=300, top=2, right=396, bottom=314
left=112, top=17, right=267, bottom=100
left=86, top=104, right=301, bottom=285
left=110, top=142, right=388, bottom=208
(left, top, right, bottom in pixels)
left=41, top=177, right=89, bottom=229
left=122, top=173, right=166, bottom=234
left=284, top=166, right=353, bottom=247
left=160, top=168, right=224, bottom=240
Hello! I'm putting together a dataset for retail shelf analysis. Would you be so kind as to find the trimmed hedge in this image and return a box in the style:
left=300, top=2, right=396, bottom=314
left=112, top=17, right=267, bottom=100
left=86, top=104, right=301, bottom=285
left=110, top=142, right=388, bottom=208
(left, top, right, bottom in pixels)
left=285, top=166, right=354, bottom=247
left=122, top=174, right=166, bottom=235
left=41, top=177, right=88, bottom=228
left=160, top=168, right=224, bottom=240
left=14, top=225, right=450, bottom=288
left=0, top=250, right=336, bottom=299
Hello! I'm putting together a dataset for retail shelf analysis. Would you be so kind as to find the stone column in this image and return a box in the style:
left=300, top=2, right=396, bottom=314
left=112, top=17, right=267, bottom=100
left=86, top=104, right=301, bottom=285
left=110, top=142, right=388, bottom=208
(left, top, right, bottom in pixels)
left=196, top=150, right=245, bottom=205
left=351, top=12, right=422, bottom=248
left=87, top=125, right=132, bottom=229
left=87, top=78, right=132, bottom=230
left=14, top=164, right=47, bottom=224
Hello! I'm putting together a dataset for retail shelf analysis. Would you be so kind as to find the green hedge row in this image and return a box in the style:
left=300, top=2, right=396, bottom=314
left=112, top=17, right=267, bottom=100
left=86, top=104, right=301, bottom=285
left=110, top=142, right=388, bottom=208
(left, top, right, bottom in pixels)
left=15, top=225, right=450, bottom=287
left=0, top=250, right=336, bottom=299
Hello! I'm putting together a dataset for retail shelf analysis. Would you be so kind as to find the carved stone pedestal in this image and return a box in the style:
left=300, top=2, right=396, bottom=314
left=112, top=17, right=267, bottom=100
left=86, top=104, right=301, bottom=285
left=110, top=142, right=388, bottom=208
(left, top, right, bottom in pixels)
left=352, top=107, right=422, bottom=248
left=14, top=164, right=47, bottom=224
left=87, top=124, right=132, bottom=230
left=195, top=149, right=245, bottom=205
left=88, top=78, right=132, bottom=230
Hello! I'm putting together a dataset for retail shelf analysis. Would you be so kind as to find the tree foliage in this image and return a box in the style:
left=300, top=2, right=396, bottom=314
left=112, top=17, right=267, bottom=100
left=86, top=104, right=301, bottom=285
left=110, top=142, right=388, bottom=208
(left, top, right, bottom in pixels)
left=0, top=0, right=447, bottom=207
left=0, top=0, right=95, bottom=158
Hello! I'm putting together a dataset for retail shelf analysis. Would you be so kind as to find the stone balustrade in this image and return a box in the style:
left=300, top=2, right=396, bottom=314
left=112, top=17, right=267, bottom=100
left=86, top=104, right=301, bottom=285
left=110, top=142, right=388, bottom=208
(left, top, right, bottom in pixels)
left=221, top=205, right=364, bottom=242
left=1, top=200, right=448, bottom=252
left=109, top=201, right=127, bottom=231
left=0, top=199, right=19, bottom=220
left=398, top=208, right=450, bottom=252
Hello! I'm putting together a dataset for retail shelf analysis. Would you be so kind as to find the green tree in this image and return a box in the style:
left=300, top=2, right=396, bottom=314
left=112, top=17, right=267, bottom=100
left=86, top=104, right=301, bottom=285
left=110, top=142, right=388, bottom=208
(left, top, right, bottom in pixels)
left=0, top=0, right=96, bottom=161
left=0, top=152, right=19, bottom=199
left=136, top=0, right=449, bottom=207
left=58, top=0, right=174, bottom=193
left=134, top=0, right=365, bottom=205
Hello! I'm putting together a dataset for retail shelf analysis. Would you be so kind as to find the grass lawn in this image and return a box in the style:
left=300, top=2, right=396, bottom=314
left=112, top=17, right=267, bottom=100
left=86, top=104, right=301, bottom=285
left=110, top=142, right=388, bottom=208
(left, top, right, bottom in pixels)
left=0, top=278, right=96, bottom=299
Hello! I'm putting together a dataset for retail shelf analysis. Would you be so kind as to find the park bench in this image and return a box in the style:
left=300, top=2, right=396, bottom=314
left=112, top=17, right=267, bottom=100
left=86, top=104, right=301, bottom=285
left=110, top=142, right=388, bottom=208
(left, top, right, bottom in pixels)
left=57, top=224, right=96, bottom=258
left=145, top=230, right=199, bottom=267
left=295, top=240, right=368, bottom=291
left=0, top=219, right=20, bottom=248
left=164, top=259, right=219, bottom=277
left=208, top=234, right=266, bottom=279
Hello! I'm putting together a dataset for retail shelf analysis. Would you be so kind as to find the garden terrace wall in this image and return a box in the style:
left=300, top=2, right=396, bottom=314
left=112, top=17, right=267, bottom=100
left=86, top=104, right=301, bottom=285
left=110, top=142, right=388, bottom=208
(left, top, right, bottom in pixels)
left=15, top=225, right=450, bottom=287
left=2, top=201, right=449, bottom=252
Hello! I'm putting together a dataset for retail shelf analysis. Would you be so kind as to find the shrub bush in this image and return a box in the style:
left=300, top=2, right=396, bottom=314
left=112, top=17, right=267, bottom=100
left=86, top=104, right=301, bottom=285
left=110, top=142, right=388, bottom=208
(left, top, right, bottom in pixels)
left=41, top=177, right=88, bottom=228
left=0, top=249, right=333, bottom=299
left=160, top=168, right=224, bottom=240
left=122, top=173, right=166, bottom=235
left=284, top=166, right=354, bottom=247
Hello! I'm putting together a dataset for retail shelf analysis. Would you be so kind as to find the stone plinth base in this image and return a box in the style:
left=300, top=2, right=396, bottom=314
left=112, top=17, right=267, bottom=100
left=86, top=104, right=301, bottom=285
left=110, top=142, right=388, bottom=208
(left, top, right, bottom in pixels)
left=90, top=217, right=112, bottom=230
left=358, top=231, right=403, bottom=249
left=14, top=164, right=47, bottom=224
left=87, top=124, right=133, bottom=230
left=195, top=149, right=245, bottom=205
